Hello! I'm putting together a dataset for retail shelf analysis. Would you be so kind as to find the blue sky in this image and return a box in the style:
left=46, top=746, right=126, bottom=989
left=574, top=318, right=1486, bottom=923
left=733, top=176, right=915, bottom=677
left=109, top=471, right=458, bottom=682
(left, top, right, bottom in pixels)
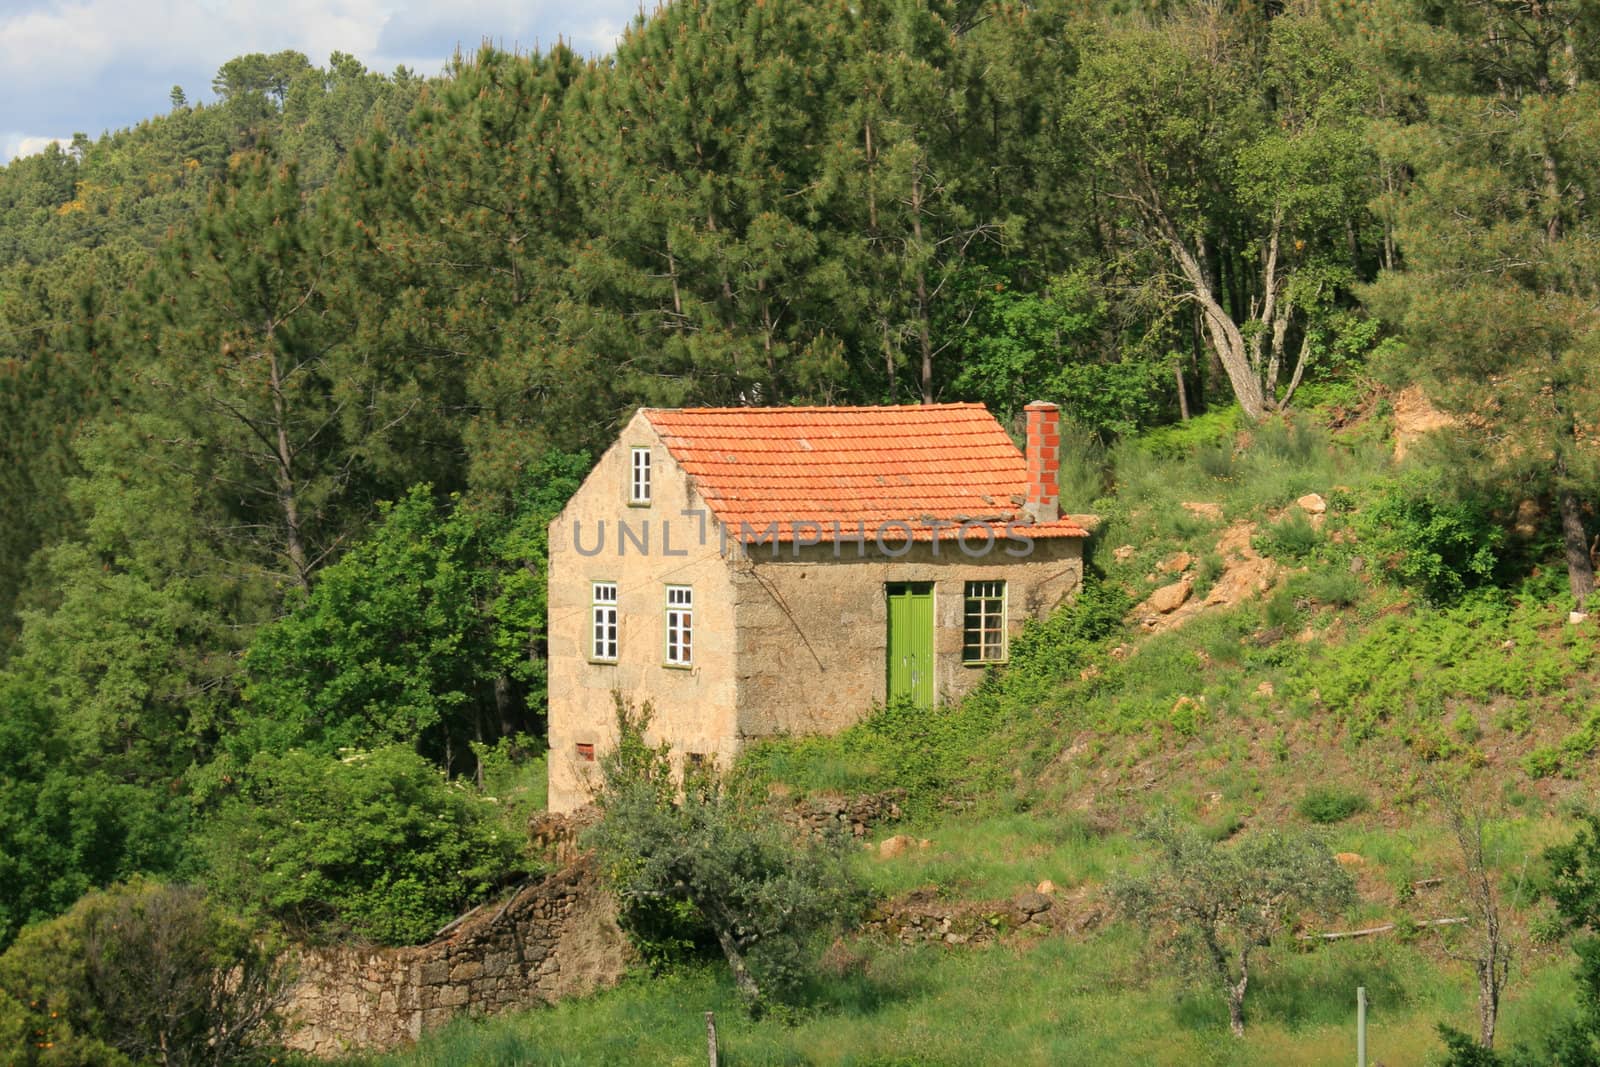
left=0, top=0, right=643, bottom=162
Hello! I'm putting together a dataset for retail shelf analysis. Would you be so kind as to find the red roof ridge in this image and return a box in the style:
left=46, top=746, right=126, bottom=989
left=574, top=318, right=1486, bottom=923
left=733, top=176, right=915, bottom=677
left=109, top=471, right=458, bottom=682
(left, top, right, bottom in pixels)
left=640, top=403, right=1086, bottom=542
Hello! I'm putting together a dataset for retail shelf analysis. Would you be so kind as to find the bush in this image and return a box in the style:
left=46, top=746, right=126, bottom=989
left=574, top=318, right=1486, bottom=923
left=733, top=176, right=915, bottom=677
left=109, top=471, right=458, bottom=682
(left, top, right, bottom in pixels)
left=587, top=700, right=867, bottom=1014
left=1254, top=510, right=1323, bottom=560
left=1356, top=476, right=1504, bottom=603
left=1296, top=786, right=1369, bottom=824
left=201, top=746, right=526, bottom=944
left=0, top=880, right=286, bottom=1067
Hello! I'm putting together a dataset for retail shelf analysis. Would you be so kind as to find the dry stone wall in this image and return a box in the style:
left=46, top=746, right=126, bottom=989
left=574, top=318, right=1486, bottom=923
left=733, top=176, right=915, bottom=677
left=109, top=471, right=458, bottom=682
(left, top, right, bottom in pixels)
left=281, top=857, right=627, bottom=1058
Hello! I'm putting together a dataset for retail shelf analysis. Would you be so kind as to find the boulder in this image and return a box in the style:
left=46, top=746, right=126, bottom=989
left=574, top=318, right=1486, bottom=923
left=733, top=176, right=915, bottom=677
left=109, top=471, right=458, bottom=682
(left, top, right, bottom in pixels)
left=1334, top=852, right=1364, bottom=867
left=1035, top=880, right=1057, bottom=895
left=1013, top=891, right=1053, bottom=916
left=1181, top=501, right=1224, bottom=521
left=878, top=834, right=918, bottom=859
left=1147, top=580, right=1192, bottom=614
left=1159, top=551, right=1193, bottom=574
left=1113, top=544, right=1136, bottom=562
left=1296, top=493, right=1328, bottom=515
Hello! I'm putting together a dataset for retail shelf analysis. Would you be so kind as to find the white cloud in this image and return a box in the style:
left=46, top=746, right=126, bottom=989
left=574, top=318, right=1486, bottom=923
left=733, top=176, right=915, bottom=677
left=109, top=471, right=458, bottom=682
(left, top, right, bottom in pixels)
left=0, top=133, right=72, bottom=162
left=0, top=0, right=637, bottom=156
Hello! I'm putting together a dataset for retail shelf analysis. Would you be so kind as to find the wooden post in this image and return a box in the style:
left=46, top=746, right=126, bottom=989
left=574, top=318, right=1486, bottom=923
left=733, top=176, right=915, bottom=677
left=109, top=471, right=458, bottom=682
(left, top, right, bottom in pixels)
left=1357, top=986, right=1367, bottom=1067
left=706, top=1010, right=718, bottom=1067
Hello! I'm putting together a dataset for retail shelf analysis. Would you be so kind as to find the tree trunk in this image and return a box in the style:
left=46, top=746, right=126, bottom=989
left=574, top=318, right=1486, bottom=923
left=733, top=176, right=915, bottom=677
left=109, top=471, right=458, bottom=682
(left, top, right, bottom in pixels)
left=1559, top=487, right=1595, bottom=611
left=709, top=922, right=760, bottom=1006
left=1152, top=216, right=1269, bottom=420
left=910, top=173, right=934, bottom=405
left=1227, top=974, right=1247, bottom=1038
left=266, top=349, right=310, bottom=591
left=1478, top=959, right=1499, bottom=1049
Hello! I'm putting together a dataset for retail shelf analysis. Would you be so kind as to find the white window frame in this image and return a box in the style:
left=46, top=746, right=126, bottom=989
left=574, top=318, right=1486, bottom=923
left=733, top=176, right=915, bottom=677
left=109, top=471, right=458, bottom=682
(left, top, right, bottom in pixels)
left=963, top=580, right=1007, bottom=663
left=665, top=585, right=693, bottom=666
left=591, top=582, right=618, bottom=662
left=630, top=447, right=652, bottom=505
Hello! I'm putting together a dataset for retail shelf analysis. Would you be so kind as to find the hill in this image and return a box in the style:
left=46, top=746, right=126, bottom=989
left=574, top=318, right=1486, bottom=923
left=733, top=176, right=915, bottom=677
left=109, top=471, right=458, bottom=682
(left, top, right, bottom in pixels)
left=347, top=392, right=1600, bottom=1066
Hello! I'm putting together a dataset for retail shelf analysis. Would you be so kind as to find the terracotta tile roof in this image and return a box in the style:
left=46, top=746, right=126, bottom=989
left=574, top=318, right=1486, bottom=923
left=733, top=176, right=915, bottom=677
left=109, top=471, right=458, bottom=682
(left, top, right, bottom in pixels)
left=644, top=404, right=1088, bottom=543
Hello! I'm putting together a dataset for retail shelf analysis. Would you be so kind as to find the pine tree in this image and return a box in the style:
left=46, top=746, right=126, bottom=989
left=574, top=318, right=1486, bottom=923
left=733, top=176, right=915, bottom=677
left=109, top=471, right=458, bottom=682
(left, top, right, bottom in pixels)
left=1364, top=0, right=1600, bottom=609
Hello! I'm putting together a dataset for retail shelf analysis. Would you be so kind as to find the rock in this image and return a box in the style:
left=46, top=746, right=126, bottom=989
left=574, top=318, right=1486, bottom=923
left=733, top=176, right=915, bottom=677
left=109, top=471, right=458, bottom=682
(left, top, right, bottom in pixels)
left=1113, top=544, right=1136, bottom=562
left=1392, top=384, right=1457, bottom=461
left=1334, top=852, right=1364, bottom=867
left=1014, top=891, right=1053, bottom=916
left=918, top=839, right=931, bottom=850
left=1036, top=879, right=1056, bottom=895
left=1571, top=612, right=1589, bottom=626
left=1147, top=580, right=1192, bottom=614
left=1255, top=681, right=1275, bottom=698
left=1159, top=551, right=1194, bottom=574
left=1296, top=493, right=1327, bottom=515
left=1348, top=556, right=1365, bottom=574
left=878, top=834, right=918, bottom=859
left=1181, top=501, right=1224, bottom=521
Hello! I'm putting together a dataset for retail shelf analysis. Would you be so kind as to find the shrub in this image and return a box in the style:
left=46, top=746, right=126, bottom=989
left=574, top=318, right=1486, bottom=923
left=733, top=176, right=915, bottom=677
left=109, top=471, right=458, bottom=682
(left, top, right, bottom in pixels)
left=201, top=746, right=526, bottom=944
left=1301, top=567, right=1363, bottom=607
left=1296, top=785, right=1369, bottom=824
left=587, top=699, right=867, bottom=1014
left=1356, top=476, right=1503, bottom=603
left=0, top=880, right=286, bottom=1067
left=1254, top=510, right=1323, bottom=561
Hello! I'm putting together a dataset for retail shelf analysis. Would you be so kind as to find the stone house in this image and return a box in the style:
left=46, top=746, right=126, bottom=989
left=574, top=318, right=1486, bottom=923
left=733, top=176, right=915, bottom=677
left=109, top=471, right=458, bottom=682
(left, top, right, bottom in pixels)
left=545, top=401, right=1088, bottom=812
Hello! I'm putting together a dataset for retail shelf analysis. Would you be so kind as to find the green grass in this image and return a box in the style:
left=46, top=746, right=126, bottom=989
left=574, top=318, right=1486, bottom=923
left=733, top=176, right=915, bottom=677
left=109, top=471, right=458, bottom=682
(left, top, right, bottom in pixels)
left=355, top=923, right=1568, bottom=1066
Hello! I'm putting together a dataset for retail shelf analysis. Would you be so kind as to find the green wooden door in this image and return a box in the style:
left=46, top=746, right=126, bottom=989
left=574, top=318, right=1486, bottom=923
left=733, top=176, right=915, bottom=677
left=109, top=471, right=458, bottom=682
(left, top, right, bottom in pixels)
left=886, top=583, right=935, bottom=709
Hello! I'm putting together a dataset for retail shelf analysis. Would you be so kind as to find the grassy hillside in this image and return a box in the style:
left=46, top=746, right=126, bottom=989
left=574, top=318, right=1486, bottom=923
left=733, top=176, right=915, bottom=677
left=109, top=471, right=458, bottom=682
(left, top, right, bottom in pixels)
left=359, top=394, right=1600, bottom=1066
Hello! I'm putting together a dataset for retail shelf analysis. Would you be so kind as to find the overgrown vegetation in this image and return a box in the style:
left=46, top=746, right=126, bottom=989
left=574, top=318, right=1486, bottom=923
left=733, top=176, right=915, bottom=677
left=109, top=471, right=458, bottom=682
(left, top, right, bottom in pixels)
left=0, top=880, right=287, bottom=1066
left=587, top=700, right=866, bottom=1013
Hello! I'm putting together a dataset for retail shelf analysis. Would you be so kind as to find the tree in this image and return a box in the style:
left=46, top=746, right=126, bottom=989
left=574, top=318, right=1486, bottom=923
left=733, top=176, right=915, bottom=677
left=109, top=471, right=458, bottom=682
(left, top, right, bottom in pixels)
left=0, top=880, right=287, bottom=1067
left=1439, top=789, right=1515, bottom=1051
left=201, top=745, right=524, bottom=945
left=238, top=452, right=587, bottom=773
left=140, top=153, right=420, bottom=592
left=1362, top=0, right=1600, bottom=610
left=1068, top=4, right=1380, bottom=420
left=1114, top=812, right=1355, bottom=1037
left=585, top=698, right=866, bottom=1012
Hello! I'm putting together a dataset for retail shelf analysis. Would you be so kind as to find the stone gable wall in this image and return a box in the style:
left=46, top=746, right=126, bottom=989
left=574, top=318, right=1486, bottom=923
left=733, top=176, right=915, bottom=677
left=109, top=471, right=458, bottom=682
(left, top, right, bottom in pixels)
left=281, top=858, right=627, bottom=1058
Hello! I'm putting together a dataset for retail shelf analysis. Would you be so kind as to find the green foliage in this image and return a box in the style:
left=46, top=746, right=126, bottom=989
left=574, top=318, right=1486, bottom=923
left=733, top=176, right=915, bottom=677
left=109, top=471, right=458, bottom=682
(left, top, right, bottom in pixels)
left=946, top=265, right=1171, bottom=437
left=201, top=746, right=525, bottom=945
left=0, top=879, right=285, bottom=1067
left=587, top=700, right=866, bottom=1013
left=1356, top=476, right=1504, bottom=604
left=1114, top=813, right=1356, bottom=1035
left=1295, top=786, right=1369, bottom=825
left=239, top=453, right=586, bottom=772
left=1254, top=510, right=1323, bottom=561
left=1134, top=408, right=1243, bottom=460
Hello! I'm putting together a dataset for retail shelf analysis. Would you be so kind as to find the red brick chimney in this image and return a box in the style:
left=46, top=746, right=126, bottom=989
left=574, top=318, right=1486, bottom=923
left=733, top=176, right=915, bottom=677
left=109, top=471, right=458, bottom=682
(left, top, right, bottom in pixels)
left=1024, top=401, right=1060, bottom=523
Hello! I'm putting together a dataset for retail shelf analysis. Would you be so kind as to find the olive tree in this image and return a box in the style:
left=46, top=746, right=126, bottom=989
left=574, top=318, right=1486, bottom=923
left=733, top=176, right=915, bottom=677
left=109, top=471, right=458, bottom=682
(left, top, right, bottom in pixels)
left=584, top=698, right=866, bottom=1013
left=1115, top=813, right=1355, bottom=1037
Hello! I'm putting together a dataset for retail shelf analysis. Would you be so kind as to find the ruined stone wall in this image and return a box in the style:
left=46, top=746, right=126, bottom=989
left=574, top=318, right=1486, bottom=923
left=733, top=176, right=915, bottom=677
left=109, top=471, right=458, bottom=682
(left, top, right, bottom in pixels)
left=281, top=858, right=628, bottom=1058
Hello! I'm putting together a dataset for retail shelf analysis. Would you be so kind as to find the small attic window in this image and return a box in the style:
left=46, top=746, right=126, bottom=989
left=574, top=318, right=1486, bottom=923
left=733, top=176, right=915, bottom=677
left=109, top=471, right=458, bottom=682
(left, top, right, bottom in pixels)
left=630, top=448, right=652, bottom=504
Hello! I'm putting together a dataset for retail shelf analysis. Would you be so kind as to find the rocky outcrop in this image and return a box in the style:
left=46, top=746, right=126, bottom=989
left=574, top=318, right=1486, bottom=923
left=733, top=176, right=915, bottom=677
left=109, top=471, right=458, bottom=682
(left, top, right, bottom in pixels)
left=281, top=857, right=627, bottom=1058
